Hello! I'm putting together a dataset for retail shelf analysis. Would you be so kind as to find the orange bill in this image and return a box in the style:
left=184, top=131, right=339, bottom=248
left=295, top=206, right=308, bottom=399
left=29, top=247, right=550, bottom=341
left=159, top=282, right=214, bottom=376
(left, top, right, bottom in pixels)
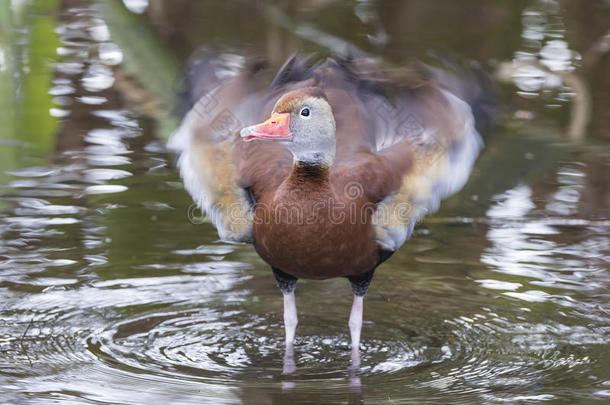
left=240, top=113, right=292, bottom=142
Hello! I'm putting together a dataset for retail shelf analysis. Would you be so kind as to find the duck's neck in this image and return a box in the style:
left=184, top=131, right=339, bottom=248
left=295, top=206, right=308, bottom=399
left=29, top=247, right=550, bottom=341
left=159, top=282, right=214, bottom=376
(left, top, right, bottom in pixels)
left=289, top=158, right=330, bottom=187
left=292, top=150, right=333, bottom=166
left=286, top=146, right=334, bottom=187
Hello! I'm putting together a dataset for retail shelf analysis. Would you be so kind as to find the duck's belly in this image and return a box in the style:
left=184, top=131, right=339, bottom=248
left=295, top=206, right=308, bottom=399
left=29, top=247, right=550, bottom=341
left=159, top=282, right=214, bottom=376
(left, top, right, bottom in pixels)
left=252, top=204, right=379, bottom=279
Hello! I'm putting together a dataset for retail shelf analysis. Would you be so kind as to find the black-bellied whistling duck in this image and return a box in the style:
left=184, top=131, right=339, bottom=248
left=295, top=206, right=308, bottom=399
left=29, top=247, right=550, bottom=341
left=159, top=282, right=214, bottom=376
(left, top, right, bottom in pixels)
left=169, top=52, right=490, bottom=358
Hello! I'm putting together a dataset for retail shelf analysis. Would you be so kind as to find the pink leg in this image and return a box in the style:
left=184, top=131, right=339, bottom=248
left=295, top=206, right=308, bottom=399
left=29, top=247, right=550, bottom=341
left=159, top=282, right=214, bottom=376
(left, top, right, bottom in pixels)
left=283, top=342, right=296, bottom=377
left=283, top=292, right=298, bottom=347
left=348, top=295, right=364, bottom=353
left=282, top=344, right=296, bottom=390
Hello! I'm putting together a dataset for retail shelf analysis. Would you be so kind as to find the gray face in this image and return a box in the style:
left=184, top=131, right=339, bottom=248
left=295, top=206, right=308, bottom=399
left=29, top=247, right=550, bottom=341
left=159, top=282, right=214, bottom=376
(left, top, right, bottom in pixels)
left=285, top=96, right=337, bottom=165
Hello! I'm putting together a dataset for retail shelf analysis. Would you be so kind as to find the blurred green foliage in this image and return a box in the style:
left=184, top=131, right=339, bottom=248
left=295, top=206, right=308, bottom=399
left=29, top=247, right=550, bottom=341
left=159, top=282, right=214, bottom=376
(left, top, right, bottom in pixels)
left=0, top=0, right=60, bottom=183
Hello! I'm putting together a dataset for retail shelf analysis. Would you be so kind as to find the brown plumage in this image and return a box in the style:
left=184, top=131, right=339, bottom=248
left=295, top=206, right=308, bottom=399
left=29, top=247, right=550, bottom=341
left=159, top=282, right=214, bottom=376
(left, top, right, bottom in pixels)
left=169, top=51, right=492, bottom=350
left=253, top=160, right=381, bottom=279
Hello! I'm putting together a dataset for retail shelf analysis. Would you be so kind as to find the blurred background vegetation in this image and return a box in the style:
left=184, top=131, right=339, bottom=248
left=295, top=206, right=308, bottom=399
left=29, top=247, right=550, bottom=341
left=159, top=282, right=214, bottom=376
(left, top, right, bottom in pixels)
left=1, top=0, right=609, bottom=151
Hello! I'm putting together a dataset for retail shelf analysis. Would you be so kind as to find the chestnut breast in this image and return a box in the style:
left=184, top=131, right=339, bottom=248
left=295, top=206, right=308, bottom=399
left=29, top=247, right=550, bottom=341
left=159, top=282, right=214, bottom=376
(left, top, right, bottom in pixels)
left=252, top=162, right=380, bottom=279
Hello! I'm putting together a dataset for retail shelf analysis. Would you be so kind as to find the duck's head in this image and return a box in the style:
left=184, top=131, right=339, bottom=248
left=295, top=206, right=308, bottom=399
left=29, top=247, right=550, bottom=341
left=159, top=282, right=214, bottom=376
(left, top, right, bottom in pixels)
left=240, top=87, right=336, bottom=166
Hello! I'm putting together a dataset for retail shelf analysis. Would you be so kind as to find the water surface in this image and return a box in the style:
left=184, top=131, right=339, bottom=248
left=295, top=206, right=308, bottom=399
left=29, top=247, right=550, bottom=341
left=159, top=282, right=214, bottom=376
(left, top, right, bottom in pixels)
left=1, top=0, right=609, bottom=403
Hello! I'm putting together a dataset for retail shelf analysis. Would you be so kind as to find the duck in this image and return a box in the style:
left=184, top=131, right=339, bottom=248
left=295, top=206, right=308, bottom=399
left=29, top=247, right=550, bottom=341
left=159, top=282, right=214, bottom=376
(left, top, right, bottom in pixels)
left=169, top=51, right=492, bottom=356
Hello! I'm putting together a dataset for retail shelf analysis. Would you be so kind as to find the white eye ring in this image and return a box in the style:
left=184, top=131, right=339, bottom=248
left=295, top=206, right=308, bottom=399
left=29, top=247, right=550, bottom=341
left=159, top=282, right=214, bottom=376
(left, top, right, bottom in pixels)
left=299, top=107, right=311, bottom=119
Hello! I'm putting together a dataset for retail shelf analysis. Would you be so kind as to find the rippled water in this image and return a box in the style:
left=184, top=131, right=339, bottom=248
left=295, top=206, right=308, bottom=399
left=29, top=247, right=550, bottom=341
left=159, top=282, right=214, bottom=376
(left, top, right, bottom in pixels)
left=1, top=0, right=609, bottom=403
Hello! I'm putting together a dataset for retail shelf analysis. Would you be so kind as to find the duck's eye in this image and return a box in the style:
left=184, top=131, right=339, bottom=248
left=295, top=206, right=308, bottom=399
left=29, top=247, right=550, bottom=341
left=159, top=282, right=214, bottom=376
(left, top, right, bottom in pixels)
left=300, top=107, right=311, bottom=118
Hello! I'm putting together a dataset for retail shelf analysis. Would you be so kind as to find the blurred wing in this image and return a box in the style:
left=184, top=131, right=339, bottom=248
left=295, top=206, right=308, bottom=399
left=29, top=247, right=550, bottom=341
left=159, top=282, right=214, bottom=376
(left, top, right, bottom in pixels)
left=370, top=87, right=483, bottom=251
left=169, top=98, right=253, bottom=242
left=169, top=52, right=487, bottom=247
left=168, top=53, right=291, bottom=243
left=315, top=56, right=485, bottom=251
left=303, top=56, right=485, bottom=251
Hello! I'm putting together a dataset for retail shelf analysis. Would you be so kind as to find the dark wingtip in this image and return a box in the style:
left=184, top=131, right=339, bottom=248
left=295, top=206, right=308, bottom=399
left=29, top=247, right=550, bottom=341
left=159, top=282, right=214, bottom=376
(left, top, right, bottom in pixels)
left=269, top=50, right=387, bottom=97
left=326, top=51, right=388, bottom=97
left=177, top=47, right=235, bottom=116
left=269, top=52, right=315, bottom=89
left=177, top=47, right=271, bottom=117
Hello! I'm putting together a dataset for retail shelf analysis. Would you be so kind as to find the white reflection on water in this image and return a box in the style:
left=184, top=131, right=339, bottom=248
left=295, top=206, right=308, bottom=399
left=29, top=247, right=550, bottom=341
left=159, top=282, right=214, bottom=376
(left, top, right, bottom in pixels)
left=487, top=184, right=534, bottom=219
left=547, top=165, right=585, bottom=216
left=85, top=184, right=128, bottom=195
left=499, top=0, right=581, bottom=102
left=82, top=63, right=115, bottom=91
left=98, top=42, right=123, bottom=66
left=480, top=164, right=609, bottom=311
left=123, top=0, right=149, bottom=14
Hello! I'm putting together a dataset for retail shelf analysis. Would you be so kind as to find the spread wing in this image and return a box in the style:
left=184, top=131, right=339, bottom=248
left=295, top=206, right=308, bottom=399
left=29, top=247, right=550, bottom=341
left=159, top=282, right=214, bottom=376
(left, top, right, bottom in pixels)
left=313, top=57, right=487, bottom=251
left=363, top=69, right=484, bottom=251
left=168, top=51, right=293, bottom=243
left=169, top=51, right=491, bottom=249
left=370, top=88, right=483, bottom=251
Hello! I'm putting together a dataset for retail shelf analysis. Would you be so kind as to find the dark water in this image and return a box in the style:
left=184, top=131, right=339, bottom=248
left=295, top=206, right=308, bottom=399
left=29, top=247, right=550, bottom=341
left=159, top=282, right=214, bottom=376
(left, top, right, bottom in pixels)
left=1, top=0, right=609, bottom=403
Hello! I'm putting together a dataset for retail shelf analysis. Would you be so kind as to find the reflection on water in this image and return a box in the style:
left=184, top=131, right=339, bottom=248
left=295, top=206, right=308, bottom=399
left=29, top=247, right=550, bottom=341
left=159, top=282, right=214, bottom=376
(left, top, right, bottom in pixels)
left=1, top=0, right=609, bottom=403
left=509, top=0, right=578, bottom=96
